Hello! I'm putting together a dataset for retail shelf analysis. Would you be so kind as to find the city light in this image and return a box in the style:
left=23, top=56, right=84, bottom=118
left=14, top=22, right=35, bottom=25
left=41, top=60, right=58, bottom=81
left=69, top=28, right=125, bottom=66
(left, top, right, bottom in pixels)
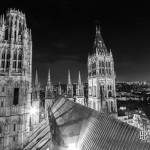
left=67, top=143, right=77, bottom=150
left=29, top=106, right=37, bottom=115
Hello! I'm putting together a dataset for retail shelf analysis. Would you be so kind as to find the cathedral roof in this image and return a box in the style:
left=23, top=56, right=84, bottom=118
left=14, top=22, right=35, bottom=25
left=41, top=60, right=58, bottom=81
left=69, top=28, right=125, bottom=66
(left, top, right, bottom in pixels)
left=24, top=96, right=150, bottom=150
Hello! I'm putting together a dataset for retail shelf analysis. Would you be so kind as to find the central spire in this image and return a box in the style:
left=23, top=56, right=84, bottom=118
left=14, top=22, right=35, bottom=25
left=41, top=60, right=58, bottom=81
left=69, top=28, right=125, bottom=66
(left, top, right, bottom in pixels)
left=78, top=71, right=82, bottom=85
left=47, top=68, right=51, bottom=86
left=94, top=24, right=107, bottom=54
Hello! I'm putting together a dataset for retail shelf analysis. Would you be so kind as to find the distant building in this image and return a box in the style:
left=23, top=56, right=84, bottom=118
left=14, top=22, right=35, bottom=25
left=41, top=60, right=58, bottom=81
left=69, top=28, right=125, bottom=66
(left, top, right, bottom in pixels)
left=0, top=9, right=32, bottom=149
left=88, top=25, right=117, bottom=114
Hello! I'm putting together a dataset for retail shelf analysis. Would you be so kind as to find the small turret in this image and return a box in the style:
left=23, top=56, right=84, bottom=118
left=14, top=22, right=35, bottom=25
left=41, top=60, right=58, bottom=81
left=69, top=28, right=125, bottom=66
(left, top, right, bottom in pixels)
left=76, top=71, right=84, bottom=97
left=35, top=69, right=39, bottom=88
left=46, top=68, right=53, bottom=91
left=45, top=68, right=53, bottom=99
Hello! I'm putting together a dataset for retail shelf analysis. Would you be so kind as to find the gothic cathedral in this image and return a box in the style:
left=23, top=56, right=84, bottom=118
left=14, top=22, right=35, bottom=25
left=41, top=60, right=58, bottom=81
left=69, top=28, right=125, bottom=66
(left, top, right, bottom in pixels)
left=0, top=9, right=32, bottom=149
left=88, top=25, right=117, bottom=114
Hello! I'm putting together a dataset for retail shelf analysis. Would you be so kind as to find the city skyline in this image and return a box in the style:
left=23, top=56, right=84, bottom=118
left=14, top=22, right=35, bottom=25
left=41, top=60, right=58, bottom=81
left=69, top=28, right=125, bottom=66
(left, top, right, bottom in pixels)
left=0, top=1, right=147, bottom=84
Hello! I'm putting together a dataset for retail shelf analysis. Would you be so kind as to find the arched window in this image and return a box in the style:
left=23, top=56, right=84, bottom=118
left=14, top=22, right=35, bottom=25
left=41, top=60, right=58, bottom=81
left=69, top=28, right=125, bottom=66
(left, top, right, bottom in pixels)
left=106, top=101, right=109, bottom=113
left=5, top=28, right=8, bottom=40
left=18, top=51, right=23, bottom=71
left=108, top=91, right=112, bottom=98
left=18, top=52, right=22, bottom=60
left=2, top=51, right=5, bottom=59
left=18, top=62, right=22, bottom=70
left=13, top=51, right=17, bottom=70
left=1, top=50, right=6, bottom=70
left=13, top=51, right=17, bottom=60
left=111, top=101, right=114, bottom=112
left=6, top=50, right=10, bottom=70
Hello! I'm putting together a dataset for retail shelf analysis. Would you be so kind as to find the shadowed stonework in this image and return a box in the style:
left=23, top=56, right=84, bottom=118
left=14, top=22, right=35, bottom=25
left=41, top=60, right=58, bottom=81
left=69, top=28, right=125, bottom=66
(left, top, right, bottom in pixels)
left=24, top=96, right=150, bottom=150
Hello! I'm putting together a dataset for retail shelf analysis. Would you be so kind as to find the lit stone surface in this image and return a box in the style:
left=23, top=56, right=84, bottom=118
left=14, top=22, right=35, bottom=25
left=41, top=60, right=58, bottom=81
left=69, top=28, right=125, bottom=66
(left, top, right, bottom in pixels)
left=24, top=96, right=150, bottom=150
left=88, top=25, right=117, bottom=113
left=0, top=9, right=32, bottom=150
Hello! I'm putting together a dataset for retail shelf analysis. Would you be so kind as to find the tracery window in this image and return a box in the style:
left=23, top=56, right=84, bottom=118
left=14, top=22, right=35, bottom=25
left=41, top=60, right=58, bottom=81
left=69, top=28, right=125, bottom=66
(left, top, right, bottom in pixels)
left=111, top=101, right=114, bottom=112
left=18, top=50, right=22, bottom=71
left=1, top=50, right=5, bottom=70
left=108, top=91, right=112, bottom=98
left=13, top=51, right=17, bottom=70
left=6, top=50, right=10, bottom=70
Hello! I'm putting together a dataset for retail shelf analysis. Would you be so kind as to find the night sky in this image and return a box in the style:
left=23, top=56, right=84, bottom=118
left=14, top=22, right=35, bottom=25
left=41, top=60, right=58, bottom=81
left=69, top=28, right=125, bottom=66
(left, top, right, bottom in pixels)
left=0, top=1, right=148, bottom=84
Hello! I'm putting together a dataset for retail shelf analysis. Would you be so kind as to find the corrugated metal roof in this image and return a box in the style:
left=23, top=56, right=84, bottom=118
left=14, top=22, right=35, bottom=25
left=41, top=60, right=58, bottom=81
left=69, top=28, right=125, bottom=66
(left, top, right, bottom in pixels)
left=24, top=96, right=150, bottom=150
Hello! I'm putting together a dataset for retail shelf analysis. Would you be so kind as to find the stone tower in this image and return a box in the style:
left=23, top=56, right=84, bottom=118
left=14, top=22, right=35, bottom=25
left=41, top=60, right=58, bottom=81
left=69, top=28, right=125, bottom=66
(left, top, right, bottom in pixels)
left=0, top=9, right=32, bottom=149
left=88, top=25, right=117, bottom=114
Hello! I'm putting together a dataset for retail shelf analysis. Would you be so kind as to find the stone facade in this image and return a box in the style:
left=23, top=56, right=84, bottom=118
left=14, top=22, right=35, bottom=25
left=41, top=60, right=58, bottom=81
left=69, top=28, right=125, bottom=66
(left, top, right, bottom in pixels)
left=88, top=25, right=117, bottom=114
left=0, top=9, right=32, bottom=149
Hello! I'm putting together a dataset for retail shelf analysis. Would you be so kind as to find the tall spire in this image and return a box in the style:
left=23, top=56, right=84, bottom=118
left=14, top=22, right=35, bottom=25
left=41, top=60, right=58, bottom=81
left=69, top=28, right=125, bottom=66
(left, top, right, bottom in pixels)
left=78, top=71, right=82, bottom=85
left=94, top=24, right=107, bottom=54
left=58, top=82, right=62, bottom=95
left=96, top=25, right=101, bottom=35
left=35, top=69, right=38, bottom=87
left=68, top=69, right=71, bottom=85
left=47, top=68, right=51, bottom=86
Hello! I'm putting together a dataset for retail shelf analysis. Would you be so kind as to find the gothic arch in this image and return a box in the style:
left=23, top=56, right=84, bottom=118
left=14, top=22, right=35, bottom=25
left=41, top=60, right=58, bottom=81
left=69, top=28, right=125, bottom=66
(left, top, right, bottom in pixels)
left=18, top=50, right=23, bottom=70
left=108, top=91, right=112, bottom=98
left=1, top=50, right=6, bottom=69
left=1, top=50, right=6, bottom=59
left=6, top=50, right=10, bottom=69
left=111, top=101, right=114, bottom=112
left=18, top=50, right=23, bottom=60
left=13, top=50, right=17, bottom=60
left=13, top=50, right=17, bottom=69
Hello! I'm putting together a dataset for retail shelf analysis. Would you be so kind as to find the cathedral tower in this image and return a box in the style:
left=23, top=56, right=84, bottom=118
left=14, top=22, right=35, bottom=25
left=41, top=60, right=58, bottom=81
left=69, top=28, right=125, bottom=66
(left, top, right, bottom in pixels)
left=88, top=25, right=117, bottom=114
left=0, top=9, right=32, bottom=149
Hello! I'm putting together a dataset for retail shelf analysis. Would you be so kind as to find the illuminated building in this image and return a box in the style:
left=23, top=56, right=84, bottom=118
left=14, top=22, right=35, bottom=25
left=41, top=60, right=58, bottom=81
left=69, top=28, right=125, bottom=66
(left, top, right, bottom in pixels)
left=88, top=25, right=117, bottom=114
left=0, top=9, right=32, bottom=149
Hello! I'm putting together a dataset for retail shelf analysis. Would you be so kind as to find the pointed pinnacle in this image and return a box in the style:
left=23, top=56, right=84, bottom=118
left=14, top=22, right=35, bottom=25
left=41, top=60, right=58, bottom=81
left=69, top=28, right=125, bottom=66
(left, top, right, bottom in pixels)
left=78, top=71, right=82, bottom=85
left=68, top=69, right=71, bottom=85
left=47, top=68, right=51, bottom=86
left=35, top=69, right=38, bottom=86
